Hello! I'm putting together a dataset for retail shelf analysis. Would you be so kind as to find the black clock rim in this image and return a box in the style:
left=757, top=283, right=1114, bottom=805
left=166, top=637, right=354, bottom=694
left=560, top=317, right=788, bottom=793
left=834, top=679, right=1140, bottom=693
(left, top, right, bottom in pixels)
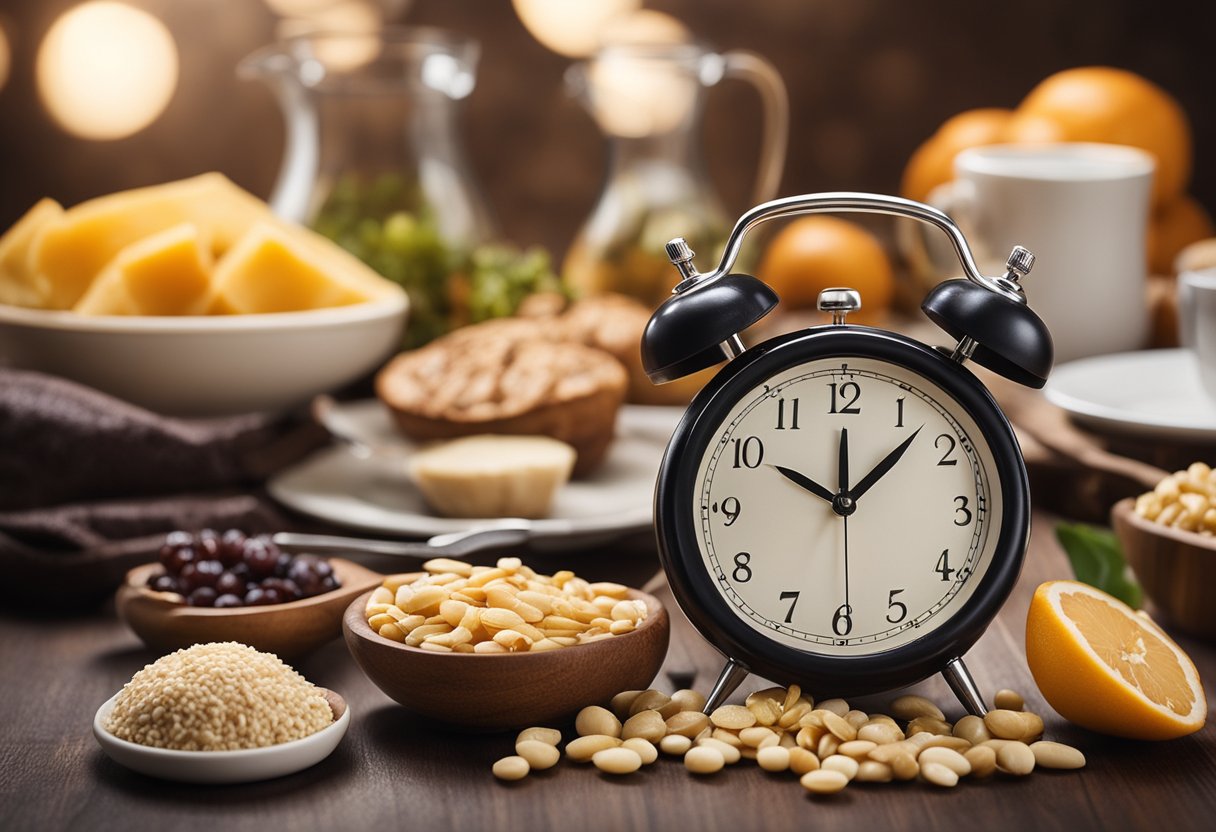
left=654, top=325, right=1030, bottom=698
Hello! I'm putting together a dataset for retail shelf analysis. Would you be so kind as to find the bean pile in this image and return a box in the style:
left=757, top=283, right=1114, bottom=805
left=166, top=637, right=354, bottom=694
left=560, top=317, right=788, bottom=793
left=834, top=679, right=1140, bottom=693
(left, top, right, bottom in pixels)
left=1135, top=462, right=1216, bottom=535
left=364, top=558, right=647, bottom=653
left=492, top=685, right=1085, bottom=792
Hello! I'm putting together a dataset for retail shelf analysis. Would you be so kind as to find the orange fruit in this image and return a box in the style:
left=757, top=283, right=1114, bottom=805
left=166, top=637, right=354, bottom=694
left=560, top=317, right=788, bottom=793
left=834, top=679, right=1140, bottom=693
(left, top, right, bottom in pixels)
left=1012, top=67, right=1192, bottom=208
left=1026, top=580, right=1206, bottom=740
left=1147, top=194, right=1214, bottom=275
left=757, top=216, right=893, bottom=319
left=901, top=108, right=1014, bottom=202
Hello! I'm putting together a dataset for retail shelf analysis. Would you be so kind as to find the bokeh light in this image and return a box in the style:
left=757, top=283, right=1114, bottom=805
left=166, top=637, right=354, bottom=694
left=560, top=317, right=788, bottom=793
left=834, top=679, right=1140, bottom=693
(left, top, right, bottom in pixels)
left=600, top=10, right=690, bottom=46
left=274, top=0, right=383, bottom=71
left=36, top=2, right=179, bottom=140
left=512, top=0, right=640, bottom=57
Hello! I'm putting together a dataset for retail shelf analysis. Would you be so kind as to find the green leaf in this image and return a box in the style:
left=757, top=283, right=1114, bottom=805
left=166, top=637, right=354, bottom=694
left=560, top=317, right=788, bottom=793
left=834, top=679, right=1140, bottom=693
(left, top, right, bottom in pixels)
left=1054, top=523, right=1143, bottom=609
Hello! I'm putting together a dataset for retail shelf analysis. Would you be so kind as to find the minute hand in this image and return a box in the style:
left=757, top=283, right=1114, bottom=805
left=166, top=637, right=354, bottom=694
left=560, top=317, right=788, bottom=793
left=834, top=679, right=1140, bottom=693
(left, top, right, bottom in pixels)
left=850, top=426, right=923, bottom=502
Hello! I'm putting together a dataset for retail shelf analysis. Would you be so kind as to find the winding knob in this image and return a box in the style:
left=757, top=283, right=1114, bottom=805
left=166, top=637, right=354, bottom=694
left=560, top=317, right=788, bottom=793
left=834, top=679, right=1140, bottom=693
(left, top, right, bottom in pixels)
left=666, top=237, right=700, bottom=284
left=1005, top=246, right=1035, bottom=279
left=817, top=287, right=862, bottom=325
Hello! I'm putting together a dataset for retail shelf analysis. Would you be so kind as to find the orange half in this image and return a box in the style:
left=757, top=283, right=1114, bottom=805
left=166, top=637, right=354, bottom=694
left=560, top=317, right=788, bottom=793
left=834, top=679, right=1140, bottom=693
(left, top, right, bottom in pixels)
left=1026, top=580, right=1206, bottom=740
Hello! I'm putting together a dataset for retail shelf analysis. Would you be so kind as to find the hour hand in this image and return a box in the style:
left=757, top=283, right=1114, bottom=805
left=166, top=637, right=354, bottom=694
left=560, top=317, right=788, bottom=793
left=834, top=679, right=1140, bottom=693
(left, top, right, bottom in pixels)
left=851, top=426, right=923, bottom=502
left=772, top=465, right=835, bottom=504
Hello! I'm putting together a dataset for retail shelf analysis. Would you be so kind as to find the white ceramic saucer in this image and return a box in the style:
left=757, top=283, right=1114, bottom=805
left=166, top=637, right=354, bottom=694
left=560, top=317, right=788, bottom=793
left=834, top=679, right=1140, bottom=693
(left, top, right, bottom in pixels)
left=1044, top=348, right=1216, bottom=441
left=93, top=690, right=350, bottom=784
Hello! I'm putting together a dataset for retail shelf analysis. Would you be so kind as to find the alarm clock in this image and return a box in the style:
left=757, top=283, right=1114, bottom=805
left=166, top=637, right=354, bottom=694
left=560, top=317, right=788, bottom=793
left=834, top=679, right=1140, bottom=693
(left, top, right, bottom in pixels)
left=641, top=192, right=1053, bottom=716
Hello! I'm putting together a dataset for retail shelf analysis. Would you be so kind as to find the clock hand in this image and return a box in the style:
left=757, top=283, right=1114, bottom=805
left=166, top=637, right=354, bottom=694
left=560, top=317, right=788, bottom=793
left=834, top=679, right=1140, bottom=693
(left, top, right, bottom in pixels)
left=850, top=426, right=924, bottom=503
left=838, top=428, right=850, bottom=495
left=772, top=465, right=834, bottom=504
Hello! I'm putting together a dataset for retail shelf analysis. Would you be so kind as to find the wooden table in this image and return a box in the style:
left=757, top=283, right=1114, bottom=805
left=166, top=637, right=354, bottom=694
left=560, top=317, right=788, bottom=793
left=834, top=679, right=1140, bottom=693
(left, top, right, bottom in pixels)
left=3, top=512, right=1214, bottom=832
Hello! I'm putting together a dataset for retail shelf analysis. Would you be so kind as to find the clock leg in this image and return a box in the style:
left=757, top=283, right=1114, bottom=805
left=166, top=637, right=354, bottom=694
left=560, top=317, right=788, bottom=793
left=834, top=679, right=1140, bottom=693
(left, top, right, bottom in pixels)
left=942, top=657, right=988, bottom=716
left=703, top=659, right=750, bottom=713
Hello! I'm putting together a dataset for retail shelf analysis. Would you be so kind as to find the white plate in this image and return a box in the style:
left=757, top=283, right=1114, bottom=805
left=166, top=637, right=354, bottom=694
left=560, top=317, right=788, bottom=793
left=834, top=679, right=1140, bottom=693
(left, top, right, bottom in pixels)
left=267, top=401, right=684, bottom=543
left=1045, top=349, right=1216, bottom=441
left=93, top=692, right=350, bottom=784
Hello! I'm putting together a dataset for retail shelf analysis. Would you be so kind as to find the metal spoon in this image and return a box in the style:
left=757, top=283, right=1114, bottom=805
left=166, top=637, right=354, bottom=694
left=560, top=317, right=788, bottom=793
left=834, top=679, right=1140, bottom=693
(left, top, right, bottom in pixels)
left=273, top=520, right=534, bottom=560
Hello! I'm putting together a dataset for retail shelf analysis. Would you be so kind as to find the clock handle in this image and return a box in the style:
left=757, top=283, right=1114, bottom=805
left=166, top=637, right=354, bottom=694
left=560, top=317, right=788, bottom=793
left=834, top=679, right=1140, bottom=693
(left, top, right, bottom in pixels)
left=703, top=658, right=751, bottom=714
left=942, top=657, right=989, bottom=716
left=673, top=191, right=1028, bottom=306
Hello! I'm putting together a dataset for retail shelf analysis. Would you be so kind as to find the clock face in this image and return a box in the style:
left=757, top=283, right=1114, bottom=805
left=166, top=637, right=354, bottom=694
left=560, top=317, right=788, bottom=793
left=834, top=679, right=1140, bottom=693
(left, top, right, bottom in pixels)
left=693, top=355, right=1004, bottom=657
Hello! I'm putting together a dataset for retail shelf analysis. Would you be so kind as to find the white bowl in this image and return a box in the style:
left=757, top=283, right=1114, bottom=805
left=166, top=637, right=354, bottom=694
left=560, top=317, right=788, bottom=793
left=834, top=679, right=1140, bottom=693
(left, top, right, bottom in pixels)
left=0, top=291, right=407, bottom=416
left=93, top=690, right=351, bottom=783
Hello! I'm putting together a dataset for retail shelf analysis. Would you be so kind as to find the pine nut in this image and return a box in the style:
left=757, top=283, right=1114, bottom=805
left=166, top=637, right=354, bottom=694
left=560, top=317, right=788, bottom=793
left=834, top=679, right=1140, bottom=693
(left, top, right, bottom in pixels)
left=777, top=702, right=811, bottom=730
left=820, top=754, right=859, bottom=780
left=739, top=727, right=778, bottom=748
left=801, top=769, right=849, bottom=794
left=610, top=690, right=643, bottom=720
left=757, top=745, right=791, bottom=772
left=575, top=706, right=621, bottom=738
left=856, top=761, right=893, bottom=783
left=710, top=705, right=756, bottom=730
left=921, top=761, right=958, bottom=787
left=517, top=727, right=561, bottom=746
left=1030, top=741, right=1086, bottom=770
left=994, top=689, right=1025, bottom=711
left=665, top=711, right=710, bottom=738
left=817, top=698, right=850, bottom=716
left=964, top=745, right=997, bottom=778
left=515, top=740, right=559, bottom=770
left=788, top=746, right=820, bottom=774
left=711, top=728, right=743, bottom=747
left=996, top=741, right=1036, bottom=775
left=593, top=747, right=642, bottom=775
left=698, top=737, right=741, bottom=764
left=630, top=690, right=671, bottom=716
left=985, top=709, right=1039, bottom=740
left=492, top=756, right=529, bottom=781
left=622, top=738, right=658, bottom=765
left=891, top=694, right=945, bottom=721
left=919, top=735, right=973, bottom=752
left=817, top=733, right=840, bottom=759
left=858, top=722, right=902, bottom=744
left=838, top=740, right=878, bottom=760
left=919, top=746, right=971, bottom=776
left=621, top=710, right=665, bottom=742
left=565, top=735, right=621, bottom=761
left=844, top=710, right=870, bottom=730
left=670, top=689, right=707, bottom=714
left=684, top=745, right=725, bottom=774
left=822, top=711, right=858, bottom=741
left=660, top=734, right=692, bottom=756
left=953, top=714, right=991, bottom=745
left=891, top=753, right=919, bottom=781
left=907, top=716, right=953, bottom=736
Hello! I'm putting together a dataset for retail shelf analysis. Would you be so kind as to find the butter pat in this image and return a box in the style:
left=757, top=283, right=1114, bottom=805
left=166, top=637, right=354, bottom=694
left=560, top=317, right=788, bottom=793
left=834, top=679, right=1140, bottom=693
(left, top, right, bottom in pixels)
left=409, top=435, right=576, bottom=518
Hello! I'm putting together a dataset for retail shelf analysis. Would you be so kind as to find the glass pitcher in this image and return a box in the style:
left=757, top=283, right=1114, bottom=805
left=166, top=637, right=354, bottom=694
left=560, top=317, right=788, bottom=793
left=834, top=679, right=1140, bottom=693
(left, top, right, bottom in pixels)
left=239, top=28, right=496, bottom=346
left=563, top=42, right=788, bottom=307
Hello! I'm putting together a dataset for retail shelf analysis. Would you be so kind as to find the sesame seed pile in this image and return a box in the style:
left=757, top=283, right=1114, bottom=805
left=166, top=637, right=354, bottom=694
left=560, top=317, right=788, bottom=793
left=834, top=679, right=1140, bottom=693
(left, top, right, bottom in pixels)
left=104, top=642, right=333, bottom=751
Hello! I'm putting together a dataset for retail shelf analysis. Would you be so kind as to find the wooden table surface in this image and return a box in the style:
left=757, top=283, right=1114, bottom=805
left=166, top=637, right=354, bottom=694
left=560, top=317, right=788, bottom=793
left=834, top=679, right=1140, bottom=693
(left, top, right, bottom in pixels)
left=3, top=513, right=1215, bottom=832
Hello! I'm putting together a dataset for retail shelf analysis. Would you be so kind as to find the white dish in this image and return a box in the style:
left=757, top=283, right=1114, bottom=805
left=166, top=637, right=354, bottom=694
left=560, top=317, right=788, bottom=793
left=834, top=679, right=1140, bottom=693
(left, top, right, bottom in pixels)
left=1044, top=348, right=1216, bottom=440
left=93, top=690, right=350, bottom=784
left=0, top=291, right=407, bottom=417
left=267, top=400, right=684, bottom=543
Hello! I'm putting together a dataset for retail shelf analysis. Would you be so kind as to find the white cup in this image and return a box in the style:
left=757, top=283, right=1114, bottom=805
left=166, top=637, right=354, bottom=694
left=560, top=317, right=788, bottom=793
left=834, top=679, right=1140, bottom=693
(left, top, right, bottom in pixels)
left=1179, top=267, right=1216, bottom=401
left=932, top=143, right=1155, bottom=363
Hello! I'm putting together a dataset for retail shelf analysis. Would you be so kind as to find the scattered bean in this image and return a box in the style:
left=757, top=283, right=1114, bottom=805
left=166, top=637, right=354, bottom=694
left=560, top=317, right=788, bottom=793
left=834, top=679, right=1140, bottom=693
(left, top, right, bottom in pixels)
left=1030, top=741, right=1086, bottom=770
left=660, top=734, right=692, bottom=756
left=685, top=745, right=726, bottom=774
left=670, top=689, right=707, bottom=714
left=665, top=711, right=710, bottom=738
left=565, top=735, right=621, bottom=761
left=517, top=726, right=562, bottom=746
left=921, top=761, right=958, bottom=787
left=576, top=706, right=622, bottom=738
left=996, top=741, right=1036, bottom=775
left=953, top=714, right=991, bottom=745
left=891, top=753, right=919, bottom=781
left=710, top=705, right=757, bottom=730
left=757, top=745, right=791, bottom=772
left=593, top=747, right=642, bottom=775
left=623, top=738, right=658, bottom=765
left=621, top=710, right=666, bottom=743
left=610, top=690, right=643, bottom=720
left=994, top=689, right=1025, bottom=711
left=516, top=740, right=560, bottom=770
left=964, top=745, right=997, bottom=778
left=492, top=756, right=529, bottom=781
left=891, top=694, right=945, bottom=721
left=698, top=737, right=742, bottom=764
left=788, top=747, right=820, bottom=775
left=820, top=754, right=859, bottom=780
left=838, top=740, right=878, bottom=760
left=919, top=746, right=971, bottom=776
left=801, top=769, right=849, bottom=794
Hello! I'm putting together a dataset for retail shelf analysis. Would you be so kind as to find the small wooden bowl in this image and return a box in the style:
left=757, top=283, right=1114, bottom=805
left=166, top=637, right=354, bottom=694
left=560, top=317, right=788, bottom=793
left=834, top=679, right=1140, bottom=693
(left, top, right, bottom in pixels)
left=342, top=587, right=670, bottom=731
left=1112, top=497, right=1216, bottom=640
left=117, top=559, right=384, bottom=658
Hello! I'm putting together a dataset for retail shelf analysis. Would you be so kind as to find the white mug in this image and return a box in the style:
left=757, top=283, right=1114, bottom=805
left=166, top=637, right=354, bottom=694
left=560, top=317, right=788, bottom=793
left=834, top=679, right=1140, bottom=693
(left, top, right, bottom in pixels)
left=1179, top=267, right=1216, bottom=401
left=932, top=143, right=1155, bottom=363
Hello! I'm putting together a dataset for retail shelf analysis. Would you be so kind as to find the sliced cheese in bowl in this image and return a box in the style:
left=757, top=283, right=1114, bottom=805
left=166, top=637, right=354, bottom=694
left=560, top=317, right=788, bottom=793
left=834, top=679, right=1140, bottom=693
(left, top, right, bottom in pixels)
left=0, top=198, right=62, bottom=308
left=74, top=223, right=214, bottom=316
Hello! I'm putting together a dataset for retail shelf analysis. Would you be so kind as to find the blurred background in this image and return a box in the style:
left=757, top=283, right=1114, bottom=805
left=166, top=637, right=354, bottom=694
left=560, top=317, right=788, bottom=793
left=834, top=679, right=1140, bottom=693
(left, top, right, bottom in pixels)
left=0, top=0, right=1212, bottom=257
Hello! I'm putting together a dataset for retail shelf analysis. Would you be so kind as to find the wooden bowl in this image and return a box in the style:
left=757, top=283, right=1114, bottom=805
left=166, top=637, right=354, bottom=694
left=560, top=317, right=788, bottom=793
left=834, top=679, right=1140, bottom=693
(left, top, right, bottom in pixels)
left=342, top=587, right=670, bottom=731
left=117, top=559, right=384, bottom=658
left=1112, top=497, right=1216, bottom=639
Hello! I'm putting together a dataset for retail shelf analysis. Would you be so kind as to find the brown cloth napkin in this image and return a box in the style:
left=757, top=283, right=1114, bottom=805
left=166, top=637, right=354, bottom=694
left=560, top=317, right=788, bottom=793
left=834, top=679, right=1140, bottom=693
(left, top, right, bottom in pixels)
left=0, top=370, right=328, bottom=603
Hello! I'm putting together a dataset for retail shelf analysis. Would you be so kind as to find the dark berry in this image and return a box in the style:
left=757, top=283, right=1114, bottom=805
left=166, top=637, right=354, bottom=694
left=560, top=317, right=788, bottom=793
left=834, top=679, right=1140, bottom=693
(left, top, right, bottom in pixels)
left=164, top=530, right=193, bottom=550
left=187, top=587, right=217, bottom=607
left=148, top=573, right=178, bottom=593
left=180, top=559, right=223, bottom=592
left=196, top=528, right=221, bottom=559
left=159, top=544, right=195, bottom=576
left=243, top=538, right=280, bottom=579
left=259, top=587, right=284, bottom=605
left=213, top=593, right=244, bottom=608
left=260, top=578, right=301, bottom=602
left=218, top=529, right=247, bottom=567
left=215, top=572, right=244, bottom=596
left=244, top=587, right=270, bottom=606
left=273, top=552, right=293, bottom=578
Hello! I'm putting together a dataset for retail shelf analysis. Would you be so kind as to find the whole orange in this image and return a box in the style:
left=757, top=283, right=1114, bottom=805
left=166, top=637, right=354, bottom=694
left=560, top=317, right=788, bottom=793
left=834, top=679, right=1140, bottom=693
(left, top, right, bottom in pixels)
left=901, top=108, right=1014, bottom=202
left=1011, top=66, right=1192, bottom=208
left=1147, top=194, right=1214, bottom=274
left=757, top=216, right=893, bottom=318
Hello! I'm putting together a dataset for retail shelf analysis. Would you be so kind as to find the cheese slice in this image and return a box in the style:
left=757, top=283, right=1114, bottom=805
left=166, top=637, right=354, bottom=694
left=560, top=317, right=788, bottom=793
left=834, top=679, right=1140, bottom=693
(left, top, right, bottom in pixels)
left=0, top=198, right=63, bottom=308
left=32, top=173, right=272, bottom=309
left=210, top=222, right=375, bottom=314
left=74, top=223, right=214, bottom=316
